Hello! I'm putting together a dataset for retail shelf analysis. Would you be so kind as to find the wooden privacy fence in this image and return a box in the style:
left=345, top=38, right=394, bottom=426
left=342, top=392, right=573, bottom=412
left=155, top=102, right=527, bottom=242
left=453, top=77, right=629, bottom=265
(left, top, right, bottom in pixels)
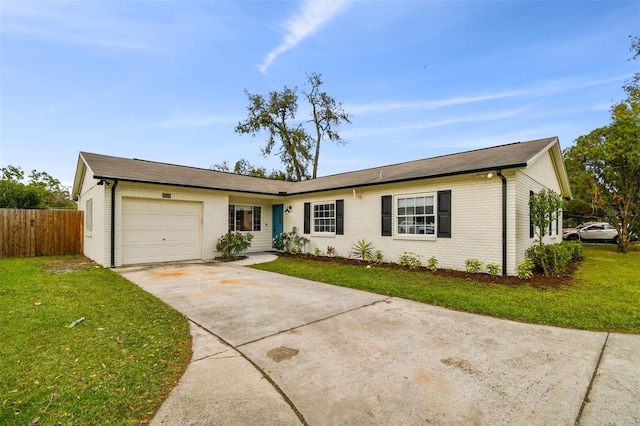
left=0, top=209, right=83, bottom=258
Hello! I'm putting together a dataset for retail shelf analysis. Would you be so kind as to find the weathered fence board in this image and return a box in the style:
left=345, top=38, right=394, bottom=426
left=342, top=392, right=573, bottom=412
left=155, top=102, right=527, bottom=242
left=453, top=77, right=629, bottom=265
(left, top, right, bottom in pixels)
left=0, top=209, right=83, bottom=258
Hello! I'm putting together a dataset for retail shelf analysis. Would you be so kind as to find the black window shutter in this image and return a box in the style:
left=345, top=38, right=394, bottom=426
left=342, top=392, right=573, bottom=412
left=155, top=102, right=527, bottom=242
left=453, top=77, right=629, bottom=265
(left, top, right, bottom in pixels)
left=336, top=199, right=344, bottom=235
left=303, top=202, right=311, bottom=234
left=529, top=191, right=534, bottom=238
left=556, top=209, right=560, bottom=235
left=437, top=190, right=452, bottom=238
left=381, top=195, right=392, bottom=236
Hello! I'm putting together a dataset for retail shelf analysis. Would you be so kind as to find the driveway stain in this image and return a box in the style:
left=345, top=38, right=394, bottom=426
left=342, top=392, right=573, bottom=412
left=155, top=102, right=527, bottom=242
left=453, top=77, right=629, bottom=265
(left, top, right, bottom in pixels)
left=155, top=271, right=189, bottom=277
left=413, top=367, right=431, bottom=383
left=219, top=278, right=260, bottom=287
left=267, top=346, right=300, bottom=362
left=441, top=357, right=479, bottom=375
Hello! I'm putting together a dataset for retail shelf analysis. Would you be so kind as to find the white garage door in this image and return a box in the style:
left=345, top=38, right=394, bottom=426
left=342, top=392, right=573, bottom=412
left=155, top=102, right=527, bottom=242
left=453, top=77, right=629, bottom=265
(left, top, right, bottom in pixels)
left=122, top=198, right=202, bottom=265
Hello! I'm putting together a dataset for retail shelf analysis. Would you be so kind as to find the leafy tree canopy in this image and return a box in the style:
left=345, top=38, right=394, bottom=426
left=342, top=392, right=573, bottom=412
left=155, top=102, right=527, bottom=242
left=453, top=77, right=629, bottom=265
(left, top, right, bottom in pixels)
left=211, top=159, right=293, bottom=181
left=563, top=36, right=640, bottom=253
left=232, top=73, right=351, bottom=181
left=0, top=166, right=75, bottom=209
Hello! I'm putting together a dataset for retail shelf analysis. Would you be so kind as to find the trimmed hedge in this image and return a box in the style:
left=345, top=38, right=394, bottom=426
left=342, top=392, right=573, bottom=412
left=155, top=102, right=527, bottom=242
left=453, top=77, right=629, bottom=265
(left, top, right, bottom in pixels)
left=526, top=241, right=583, bottom=277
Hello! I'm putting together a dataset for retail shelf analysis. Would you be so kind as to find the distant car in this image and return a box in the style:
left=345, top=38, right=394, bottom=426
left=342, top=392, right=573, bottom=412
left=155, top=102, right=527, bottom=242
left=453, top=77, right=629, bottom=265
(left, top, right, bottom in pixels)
left=578, top=222, right=619, bottom=243
left=562, top=222, right=593, bottom=241
left=398, top=219, right=434, bottom=235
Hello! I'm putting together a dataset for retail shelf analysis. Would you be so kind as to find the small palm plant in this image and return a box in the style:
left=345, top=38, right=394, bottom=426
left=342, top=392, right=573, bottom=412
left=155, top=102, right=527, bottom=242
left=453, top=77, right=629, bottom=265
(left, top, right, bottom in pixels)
left=350, top=239, right=374, bottom=261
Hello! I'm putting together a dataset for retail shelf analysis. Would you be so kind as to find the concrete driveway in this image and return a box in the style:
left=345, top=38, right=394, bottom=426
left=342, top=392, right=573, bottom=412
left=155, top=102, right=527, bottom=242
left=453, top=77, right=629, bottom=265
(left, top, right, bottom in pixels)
left=117, top=259, right=640, bottom=425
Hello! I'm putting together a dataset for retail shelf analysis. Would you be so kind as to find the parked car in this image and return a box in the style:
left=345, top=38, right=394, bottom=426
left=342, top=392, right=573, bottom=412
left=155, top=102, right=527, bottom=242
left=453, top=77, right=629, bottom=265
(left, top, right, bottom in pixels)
left=562, top=222, right=593, bottom=241
left=398, top=219, right=435, bottom=235
left=578, top=222, right=619, bottom=243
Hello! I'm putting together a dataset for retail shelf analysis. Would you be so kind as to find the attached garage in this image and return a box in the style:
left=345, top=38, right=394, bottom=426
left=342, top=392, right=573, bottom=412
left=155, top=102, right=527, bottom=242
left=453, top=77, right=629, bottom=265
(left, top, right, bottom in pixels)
left=122, top=198, right=202, bottom=265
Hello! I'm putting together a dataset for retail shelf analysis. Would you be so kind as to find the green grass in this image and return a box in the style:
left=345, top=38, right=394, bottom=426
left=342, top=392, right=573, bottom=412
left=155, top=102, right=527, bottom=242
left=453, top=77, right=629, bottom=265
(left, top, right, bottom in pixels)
left=0, top=256, right=192, bottom=425
left=252, top=245, right=640, bottom=333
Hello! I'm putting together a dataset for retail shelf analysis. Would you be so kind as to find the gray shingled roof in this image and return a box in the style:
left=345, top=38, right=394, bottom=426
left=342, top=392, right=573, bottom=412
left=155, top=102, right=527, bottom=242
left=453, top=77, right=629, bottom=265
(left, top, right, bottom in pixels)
left=76, top=137, right=563, bottom=197
left=79, top=151, right=294, bottom=196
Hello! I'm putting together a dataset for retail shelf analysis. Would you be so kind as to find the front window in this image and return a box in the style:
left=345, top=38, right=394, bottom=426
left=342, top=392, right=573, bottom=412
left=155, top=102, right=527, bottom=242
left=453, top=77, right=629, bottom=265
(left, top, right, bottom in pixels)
left=313, top=202, right=335, bottom=233
left=396, top=194, right=435, bottom=235
left=228, top=205, right=261, bottom=232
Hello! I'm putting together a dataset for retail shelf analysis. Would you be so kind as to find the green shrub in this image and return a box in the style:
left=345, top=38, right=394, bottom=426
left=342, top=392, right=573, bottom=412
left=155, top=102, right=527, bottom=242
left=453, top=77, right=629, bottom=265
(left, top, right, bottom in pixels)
left=399, top=252, right=422, bottom=269
left=516, top=257, right=534, bottom=280
left=373, top=250, right=384, bottom=265
left=273, top=227, right=310, bottom=254
left=465, top=258, right=484, bottom=274
left=426, top=256, right=438, bottom=272
left=350, top=239, right=374, bottom=261
left=313, top=247, right=321, bottom=257
left=526, top=241, right=583, bottom=277
left=486, top=263, right=501, bottom=277
left=216, top=231, right=254, bottom=260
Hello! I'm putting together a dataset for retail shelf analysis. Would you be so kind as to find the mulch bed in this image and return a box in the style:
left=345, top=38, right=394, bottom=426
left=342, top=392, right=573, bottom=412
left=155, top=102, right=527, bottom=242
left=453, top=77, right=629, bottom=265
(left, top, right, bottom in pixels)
left=276, top=252, right=576, bottom=290
left=43, top=256, right=98, bottom=274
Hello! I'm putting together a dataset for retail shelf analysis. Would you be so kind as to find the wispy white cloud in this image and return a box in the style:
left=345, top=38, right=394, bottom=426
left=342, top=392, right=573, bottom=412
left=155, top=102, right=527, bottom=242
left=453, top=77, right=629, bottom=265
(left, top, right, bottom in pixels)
left=258, top=0, right=350, bottom=73
left=343, top=105, right=535, bottom=139
left=0, top=0, right=208, bottom=52
left=346, top=73, right=631, bottom=117
left=346, top=90, right=528, bottom=115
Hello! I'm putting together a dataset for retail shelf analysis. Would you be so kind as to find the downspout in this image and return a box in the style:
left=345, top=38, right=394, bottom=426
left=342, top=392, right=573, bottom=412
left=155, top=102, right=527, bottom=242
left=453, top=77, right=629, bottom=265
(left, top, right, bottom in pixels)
left=497, top=170, right=507, bottom=276
left=110, top=180, right=119, bottom=268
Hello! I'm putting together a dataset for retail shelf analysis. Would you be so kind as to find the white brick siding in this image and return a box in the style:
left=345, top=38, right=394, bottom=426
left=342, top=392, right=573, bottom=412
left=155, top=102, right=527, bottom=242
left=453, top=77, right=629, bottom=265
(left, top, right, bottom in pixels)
left=513, top=151, right=564, bottom=271
left=283, top=174, right=505, bottom=273
left=76, top=168, right=108, bottom=266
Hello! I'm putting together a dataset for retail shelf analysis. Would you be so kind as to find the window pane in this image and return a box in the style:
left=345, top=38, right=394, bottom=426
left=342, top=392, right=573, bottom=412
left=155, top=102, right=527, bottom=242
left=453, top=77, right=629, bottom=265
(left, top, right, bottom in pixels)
left=313, top=202, right=336, bottom=233
left=425, top=196, right=434, bottom=214
left=253, top=207, right=261, bottom=231
left=396, top=195, right=436, bottom=236
left=236, top=205, right=252, bottom=231
left=85, top=199, right=93, bottom=232
left=228, top=205, right=235, bottom=232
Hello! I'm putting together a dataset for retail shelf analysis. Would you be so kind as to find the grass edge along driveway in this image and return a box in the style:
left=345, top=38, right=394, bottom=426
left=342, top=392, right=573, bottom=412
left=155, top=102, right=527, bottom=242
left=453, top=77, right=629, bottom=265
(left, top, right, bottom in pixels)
left=0, top=256, right=192, bottom=426
left=251, top=245, right=640, bottom=334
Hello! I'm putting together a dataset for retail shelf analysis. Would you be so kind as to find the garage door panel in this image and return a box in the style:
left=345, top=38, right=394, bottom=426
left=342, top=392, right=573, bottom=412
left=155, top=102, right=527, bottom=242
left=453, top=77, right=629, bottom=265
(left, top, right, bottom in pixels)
left=123, top=199, right=146, bottom=213
left=177, top=216, right=200, bottom=229
left=126, top=215, right=165, bottom=230
left=122, top=198, right=202, bottom=265
left=122, top=230, right=145, bottom=244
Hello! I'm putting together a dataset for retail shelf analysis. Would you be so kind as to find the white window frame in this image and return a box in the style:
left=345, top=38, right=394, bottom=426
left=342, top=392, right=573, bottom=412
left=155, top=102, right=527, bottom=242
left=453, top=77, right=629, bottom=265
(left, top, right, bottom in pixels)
left=312, top=201, right=336, bottom=235
left=394, top=193, right=436, bottom=239
left=228, top=204, right=261, bottom=232
left=85, top=198, right=93, bottom=235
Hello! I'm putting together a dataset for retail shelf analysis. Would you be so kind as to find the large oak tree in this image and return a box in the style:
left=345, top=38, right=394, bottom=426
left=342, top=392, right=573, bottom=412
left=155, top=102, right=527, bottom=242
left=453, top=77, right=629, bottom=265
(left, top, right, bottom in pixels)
left=563, top=36, right=640, bottom=253
left=234, top=73, right=351, bottom=181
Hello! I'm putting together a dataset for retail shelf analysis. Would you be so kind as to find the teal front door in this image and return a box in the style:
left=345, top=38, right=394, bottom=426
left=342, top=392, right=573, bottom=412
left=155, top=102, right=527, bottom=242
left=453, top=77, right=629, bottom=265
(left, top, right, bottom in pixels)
left=272, top=204, right=284, bottom=248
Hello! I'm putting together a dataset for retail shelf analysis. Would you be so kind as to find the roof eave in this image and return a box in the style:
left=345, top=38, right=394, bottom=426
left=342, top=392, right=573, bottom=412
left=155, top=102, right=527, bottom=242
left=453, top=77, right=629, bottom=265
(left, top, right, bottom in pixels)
left=91, top=175, right=287, bottom=197
left=71, top=154, right=88, bottom=201
left=288, top=164, right=527, bottom=196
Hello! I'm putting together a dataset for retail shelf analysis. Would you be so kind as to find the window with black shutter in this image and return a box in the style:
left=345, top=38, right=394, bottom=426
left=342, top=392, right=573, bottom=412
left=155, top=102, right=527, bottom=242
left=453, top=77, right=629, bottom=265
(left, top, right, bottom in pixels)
left=381, top=195, right=392, bottom=236
left=437, top=190, right=451, bottom=238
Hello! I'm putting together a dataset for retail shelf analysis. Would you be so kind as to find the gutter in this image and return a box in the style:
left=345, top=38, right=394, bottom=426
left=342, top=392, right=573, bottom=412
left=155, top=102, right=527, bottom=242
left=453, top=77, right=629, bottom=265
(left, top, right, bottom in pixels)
left=497, top=170, right=507, bottom=276
left=110, top=180, right=118, bottom=268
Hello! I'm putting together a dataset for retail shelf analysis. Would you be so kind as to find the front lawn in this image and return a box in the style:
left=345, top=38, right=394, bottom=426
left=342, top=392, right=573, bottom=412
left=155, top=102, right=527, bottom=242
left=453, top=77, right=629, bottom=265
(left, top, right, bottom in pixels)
left=251, top=245, right=640, bottom=333
left=0, top=256, right=192, bottom=425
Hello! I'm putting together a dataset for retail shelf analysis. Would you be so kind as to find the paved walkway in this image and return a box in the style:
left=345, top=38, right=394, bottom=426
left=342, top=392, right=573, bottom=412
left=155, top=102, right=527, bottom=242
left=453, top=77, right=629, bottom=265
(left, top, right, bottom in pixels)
left=116, top=254, right=640, bottom=425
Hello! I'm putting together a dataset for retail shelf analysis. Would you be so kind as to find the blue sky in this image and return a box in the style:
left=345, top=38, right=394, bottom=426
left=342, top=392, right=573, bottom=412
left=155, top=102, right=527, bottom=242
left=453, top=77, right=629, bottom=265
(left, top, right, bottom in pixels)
left=1, top=0, right=638, bottom=187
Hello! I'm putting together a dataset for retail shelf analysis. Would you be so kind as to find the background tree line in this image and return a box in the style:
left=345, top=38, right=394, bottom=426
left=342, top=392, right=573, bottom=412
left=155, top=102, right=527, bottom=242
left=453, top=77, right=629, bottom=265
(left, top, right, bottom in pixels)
left=0, top=166, right=75, bottom=209
left=563, top=35, right=640, bottom=252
